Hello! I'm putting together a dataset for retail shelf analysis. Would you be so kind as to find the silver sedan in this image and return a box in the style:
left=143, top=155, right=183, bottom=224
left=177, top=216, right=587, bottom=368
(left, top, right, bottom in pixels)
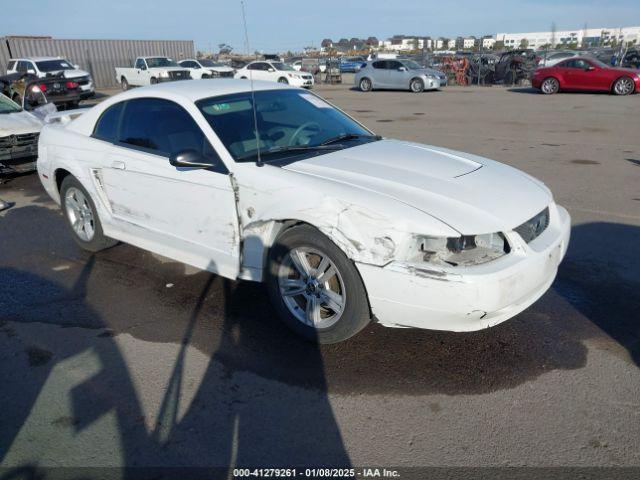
left=355, top=59, right=442, bottom=92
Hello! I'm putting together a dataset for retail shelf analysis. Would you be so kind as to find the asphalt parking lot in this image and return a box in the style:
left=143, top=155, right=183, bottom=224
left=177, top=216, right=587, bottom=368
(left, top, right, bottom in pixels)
left=1, top=82, right=639, bottom=473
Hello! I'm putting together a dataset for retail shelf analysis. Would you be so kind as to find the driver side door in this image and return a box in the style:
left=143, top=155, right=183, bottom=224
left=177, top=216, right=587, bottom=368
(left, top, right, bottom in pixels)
left=385, top=60, right=410, bottom=89
left=93, top=97, right=240, bottom=279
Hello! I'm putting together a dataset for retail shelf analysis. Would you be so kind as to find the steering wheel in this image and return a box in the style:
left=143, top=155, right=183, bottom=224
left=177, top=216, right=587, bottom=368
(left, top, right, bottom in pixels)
left=289, top=122, right=321, bottom=146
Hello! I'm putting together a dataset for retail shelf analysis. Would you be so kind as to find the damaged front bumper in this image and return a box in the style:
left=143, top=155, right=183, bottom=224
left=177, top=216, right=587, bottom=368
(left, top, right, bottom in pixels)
left=357, top=203, right=571, bottom=332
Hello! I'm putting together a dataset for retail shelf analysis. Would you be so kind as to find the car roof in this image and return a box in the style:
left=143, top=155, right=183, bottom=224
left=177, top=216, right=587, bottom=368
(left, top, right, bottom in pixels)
left=11, top=56, right=63, bottom=62
left=122, top=78, right=292, bottom=101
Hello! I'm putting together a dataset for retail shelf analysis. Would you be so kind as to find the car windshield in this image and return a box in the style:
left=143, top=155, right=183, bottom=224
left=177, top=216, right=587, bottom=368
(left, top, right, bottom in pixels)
left=0, top=94, right=22, bottom=113
left=199, top=60, right=225, bottom=67
left=36, top=59, right=74, bottom=72
left=272, top=62, right=294, bottom=71
left=146, top=57, right=178, bottom=68
left=197, top=89, right=378, bottom=163
left=401, top=60, right=423, bottom=70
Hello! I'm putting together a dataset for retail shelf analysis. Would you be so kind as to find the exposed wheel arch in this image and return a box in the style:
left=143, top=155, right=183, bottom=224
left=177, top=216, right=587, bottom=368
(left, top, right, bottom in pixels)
left=55, top=168, right=72, bottom=193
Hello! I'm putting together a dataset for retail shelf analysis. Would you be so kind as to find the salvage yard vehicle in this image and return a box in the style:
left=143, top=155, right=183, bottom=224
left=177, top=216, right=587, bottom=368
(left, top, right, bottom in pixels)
left=533, top=57, right=640, bottom=95
left=234, top=61, right=314, bottom=88
left=355, top=59, right=441, bottom=92
left=178, top=59, right=235, bottom=79
left=7, top=56, right=95, bottom=99
left=0, top=72, right=83, bottom=109
left=37, top=80, right=570, bottom=343
left=115, top=57, right=191, bottom=90
left=0, top=93, right=42, bottom=175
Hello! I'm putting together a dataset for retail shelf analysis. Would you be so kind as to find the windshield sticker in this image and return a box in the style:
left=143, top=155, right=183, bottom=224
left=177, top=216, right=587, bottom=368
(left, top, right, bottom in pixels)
left=299, top=93, right=331, bottom=109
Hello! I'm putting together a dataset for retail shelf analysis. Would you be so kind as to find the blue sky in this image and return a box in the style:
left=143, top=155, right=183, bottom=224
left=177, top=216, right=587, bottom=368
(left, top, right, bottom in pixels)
left=3, top=0, right=640, bottom=52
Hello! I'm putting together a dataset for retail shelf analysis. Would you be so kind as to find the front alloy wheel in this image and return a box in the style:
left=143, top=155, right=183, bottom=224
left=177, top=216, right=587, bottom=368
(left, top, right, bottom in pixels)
left=613, top=77, right=635, bottom=95
left=410, top=78, right=425, bottom=93
left=267, top=225, right=371, bottom=343
left=278, top=247, right=346, bottom=329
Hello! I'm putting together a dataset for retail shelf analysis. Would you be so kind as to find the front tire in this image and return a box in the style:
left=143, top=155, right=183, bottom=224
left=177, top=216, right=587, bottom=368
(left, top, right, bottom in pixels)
left=410, top=78, right=425, bottom=93
left=359, top=77, right=372, bottom=92
left=613, top=76, right=635, bottom=95
left=540, top=77, right=559, bottom=94
left=60, top=176, right=117, bottom=252
left=266, top=225, right=371, bottom=344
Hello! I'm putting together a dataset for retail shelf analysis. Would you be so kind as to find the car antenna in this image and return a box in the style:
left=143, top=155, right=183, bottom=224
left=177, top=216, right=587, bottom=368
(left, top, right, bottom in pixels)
left=241, top=0, right=262, bottom=167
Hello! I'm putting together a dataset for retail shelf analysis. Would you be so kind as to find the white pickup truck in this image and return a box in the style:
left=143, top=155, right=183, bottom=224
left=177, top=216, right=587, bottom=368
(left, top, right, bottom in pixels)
left=115, top=57, right=191, bottom=90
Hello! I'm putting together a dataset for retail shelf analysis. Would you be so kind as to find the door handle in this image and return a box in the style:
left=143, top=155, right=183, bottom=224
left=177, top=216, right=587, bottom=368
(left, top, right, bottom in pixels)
left=111, top=161, right=126, bottom=170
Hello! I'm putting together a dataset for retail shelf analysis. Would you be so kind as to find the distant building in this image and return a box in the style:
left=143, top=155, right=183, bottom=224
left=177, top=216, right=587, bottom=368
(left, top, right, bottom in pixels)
left=496, top=26, right=640, bottom=49
left=481, top=36, right=496, bottom=49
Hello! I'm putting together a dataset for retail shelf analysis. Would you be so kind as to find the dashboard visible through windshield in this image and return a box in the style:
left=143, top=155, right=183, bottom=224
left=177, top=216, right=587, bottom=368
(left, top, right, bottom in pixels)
left=196, top=89, right=379, bottom=163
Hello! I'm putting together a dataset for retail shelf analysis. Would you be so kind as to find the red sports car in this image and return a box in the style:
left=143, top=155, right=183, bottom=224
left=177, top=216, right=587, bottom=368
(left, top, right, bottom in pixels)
left=532, top=57, right=640, bottom=95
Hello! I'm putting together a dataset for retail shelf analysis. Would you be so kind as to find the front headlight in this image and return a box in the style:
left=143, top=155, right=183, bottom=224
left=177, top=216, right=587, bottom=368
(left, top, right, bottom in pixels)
left=403, top=233, right=510, bottom=267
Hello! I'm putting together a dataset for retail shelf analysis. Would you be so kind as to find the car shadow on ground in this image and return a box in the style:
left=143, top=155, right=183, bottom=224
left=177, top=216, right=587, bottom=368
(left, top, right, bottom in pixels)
left=1, top=173, right=638, bottom=472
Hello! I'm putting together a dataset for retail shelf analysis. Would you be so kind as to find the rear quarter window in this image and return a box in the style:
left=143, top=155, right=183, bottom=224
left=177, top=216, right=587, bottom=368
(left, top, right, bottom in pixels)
left=93, top=101, right=125, bottom=142
left=7, top=60, right=16, bottom=70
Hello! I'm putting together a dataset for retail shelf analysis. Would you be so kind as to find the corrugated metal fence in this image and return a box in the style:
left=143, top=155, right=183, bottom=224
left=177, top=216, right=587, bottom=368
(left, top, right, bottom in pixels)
left=0, top=37, right=195, bottom=88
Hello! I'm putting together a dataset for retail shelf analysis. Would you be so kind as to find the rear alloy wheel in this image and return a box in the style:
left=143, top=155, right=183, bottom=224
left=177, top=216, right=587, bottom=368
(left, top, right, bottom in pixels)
left=613, top=76, right=635, bottom=95
left=359, top=77, right=372, bottom=92
left=278, top=77, right=289, bottom=84
left=267, top=225, right=371, bottom=344
left=121, top=77, right=129, bottom=91
left=541, top=77, right=559, bottom=94
left=410, top=78, right=425, bottom=93
left=60, top=176, right=117, bottom=252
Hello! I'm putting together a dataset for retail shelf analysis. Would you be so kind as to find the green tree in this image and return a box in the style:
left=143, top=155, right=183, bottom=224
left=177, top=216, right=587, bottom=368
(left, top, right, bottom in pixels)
left=520, top=39, right=529, bottom=49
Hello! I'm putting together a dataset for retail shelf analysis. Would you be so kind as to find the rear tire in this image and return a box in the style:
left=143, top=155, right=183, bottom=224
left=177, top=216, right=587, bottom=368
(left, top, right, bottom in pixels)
left=120, top=77, right=129, bottom=91
left=410, top=78, right=424, bottom=93
left=150, top=77, right=158, bottom=85
left=278, top=77, right=289, bottom=84
left=266, top=225, right=371, bottom=344
left=540, top=77, right=559, bottom=94
left=60, top=176, right=117, bottom=252
left=612, top=76, right=635, bottom=95
left=359, top=77, right=373, bottom=92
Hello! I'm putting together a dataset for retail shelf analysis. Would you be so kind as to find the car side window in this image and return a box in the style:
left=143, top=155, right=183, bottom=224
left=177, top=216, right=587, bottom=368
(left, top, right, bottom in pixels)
left=93, top=101, right=125, bottom=142
left=372, top=61, right=385, bottom=69
left=387, top=61, right=402, bottom=70
left=135, top=58, right=146, bottom=69
left=7, top=60, right=16, bottom=70
left=247, top=63, right=259, bottom=70
left=118, top=98, right=219, bottom=163
left=16, top=61, right=28, bottom=73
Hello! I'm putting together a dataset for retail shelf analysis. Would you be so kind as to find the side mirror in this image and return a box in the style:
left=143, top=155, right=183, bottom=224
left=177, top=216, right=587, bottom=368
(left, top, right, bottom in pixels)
left=398, top=66, right=407, bottom=72
left=169, top=150, right=214, bottom=169
left=268, top=68, right=275, bottom=72
left=73, top=64, right=80, bottom=69
left=27, top=69, right=36, bottom=74
left=140, top=65, right=147, bottom=71
left=585, top=66, right=595, bottom=71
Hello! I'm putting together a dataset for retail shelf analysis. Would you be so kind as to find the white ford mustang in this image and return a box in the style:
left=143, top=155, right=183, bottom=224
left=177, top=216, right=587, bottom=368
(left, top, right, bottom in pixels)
left=37, top=80, right=570, bottom=343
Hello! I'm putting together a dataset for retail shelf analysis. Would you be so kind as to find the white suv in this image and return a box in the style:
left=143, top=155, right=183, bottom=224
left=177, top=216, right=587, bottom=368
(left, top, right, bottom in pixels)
left=6, top=57, right=95, bottom=99
left=234, top=61, right=314, bottom=88
left=178, top=59, right=235, bottom=79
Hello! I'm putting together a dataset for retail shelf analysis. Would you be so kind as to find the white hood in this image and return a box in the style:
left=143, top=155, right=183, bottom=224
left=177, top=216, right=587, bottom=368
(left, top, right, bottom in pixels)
left=0, top=111, right=43, bottom=137
left=283, top=139, right=552, bottom=234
